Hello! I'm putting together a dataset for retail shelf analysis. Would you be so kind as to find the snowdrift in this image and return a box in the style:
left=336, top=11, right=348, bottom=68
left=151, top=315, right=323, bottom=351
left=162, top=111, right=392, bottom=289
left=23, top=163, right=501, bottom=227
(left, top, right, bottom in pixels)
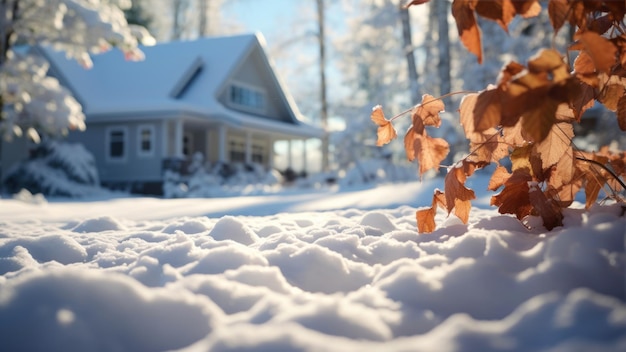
left=0, top=196, right=624, bottom=351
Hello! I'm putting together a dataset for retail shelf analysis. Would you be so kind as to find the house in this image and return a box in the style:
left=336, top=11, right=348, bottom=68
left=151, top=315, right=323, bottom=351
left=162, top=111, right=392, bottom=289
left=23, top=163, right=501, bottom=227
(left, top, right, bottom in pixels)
left=1, top=33, right=323, bottom=194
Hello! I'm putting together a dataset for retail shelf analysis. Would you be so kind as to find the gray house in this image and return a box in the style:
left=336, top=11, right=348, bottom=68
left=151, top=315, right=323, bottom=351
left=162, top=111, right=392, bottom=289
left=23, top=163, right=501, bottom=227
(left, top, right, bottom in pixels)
left=2, top=33, right=322, bottom=194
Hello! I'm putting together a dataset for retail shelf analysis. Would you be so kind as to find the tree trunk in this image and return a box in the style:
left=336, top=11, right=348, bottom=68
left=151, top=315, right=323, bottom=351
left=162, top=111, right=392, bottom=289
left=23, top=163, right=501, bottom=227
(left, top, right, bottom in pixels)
left=0, top=0, right=18, bottom=66
left=198, top=0, right=208, bottom=37
left=0, top=0, right=19, bottom=124
left=436, top=0, right=451, bottom=105
left=316, top=0, right=329, bottom=172
left=172, top=0, right=189, bottom=40
left=399, top=4, right=419, bottom=105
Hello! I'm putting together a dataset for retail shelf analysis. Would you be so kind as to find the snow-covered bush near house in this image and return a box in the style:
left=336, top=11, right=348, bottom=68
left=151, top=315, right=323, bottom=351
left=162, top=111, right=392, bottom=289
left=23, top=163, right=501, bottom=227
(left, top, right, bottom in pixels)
left=338, top=158, right=416, bottom=187
left=2, top=140, right=106, bottom=198
left=164, top=153, right=424, bottom=199
left=163, top=153, right=284, bottom=198
left=0, top=181, right=624, bottom=351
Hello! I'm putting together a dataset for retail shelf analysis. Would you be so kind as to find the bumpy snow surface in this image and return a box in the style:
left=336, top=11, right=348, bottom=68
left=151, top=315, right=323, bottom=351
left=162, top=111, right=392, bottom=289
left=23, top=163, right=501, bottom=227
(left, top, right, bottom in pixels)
left=0, top=186, right=625, bottom=351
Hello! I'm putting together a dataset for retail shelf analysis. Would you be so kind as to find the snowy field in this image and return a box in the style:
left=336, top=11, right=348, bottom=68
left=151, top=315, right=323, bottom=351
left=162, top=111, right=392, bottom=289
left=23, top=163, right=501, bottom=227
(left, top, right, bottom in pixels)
left=0, top=179, right=625, bottom=351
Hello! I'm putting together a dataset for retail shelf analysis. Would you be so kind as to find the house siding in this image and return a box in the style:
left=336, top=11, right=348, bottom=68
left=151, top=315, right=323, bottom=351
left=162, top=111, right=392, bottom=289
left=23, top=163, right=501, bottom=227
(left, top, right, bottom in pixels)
left=68, top=121, right=164, bottom=184
left=0, top=137, right=32, bottom=182
left=220, top=50, right=292, bottom=123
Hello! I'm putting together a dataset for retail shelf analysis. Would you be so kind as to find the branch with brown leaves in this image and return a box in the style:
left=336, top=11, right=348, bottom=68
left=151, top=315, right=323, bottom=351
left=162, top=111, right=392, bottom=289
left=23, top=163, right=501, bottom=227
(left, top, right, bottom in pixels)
left=374, top=0, right=626, bottom=233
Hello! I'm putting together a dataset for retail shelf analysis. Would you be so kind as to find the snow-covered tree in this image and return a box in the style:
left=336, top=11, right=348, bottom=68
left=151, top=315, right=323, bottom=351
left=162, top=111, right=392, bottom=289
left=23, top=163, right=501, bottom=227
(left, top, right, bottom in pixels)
left=0, top=0, right=154, bottom=142
left=459, top=5, right=569, bottom=92
left=333, top=0, right=417, bottom=170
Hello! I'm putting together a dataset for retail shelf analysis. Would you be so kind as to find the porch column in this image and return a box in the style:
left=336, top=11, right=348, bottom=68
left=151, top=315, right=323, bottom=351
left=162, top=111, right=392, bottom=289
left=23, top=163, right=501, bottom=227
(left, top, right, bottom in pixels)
left=217, top=124, right=227, bottom=162
left=161, top=120, right=168, bottom=157
left=268, top=138, right=275, bottom=169
left=287, top=139, right=293, bottom=169
left=302, top=139, right=307, bottom=173
left=174, top=119, right=183, bottom=158
left=205, top=130, right=211, bottom=159
left=245, top=131, right=252, bottom=164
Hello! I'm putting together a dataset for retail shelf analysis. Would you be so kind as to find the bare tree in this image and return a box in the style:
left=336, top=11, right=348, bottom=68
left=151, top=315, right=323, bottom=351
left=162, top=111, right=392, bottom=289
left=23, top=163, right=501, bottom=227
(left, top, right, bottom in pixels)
left=316, top=0, right=329, bottom=172
left=172, top=0, right=192, bottom=40
left=436, top=0, right=451, bottom=105
left=198, top=0, right=209, bottom=36
left=399, top=3, right=419, bottom=105
left=198, top=0, right=223, bottom=37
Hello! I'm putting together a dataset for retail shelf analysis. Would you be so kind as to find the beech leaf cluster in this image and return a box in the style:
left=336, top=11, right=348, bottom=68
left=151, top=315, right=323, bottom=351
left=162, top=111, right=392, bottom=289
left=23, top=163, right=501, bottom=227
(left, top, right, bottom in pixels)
left=373, top=0, right=626, bottom=233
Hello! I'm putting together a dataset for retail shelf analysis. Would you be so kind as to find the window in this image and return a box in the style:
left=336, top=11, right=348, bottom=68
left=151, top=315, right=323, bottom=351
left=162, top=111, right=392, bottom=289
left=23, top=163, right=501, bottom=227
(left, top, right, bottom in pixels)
left=229, top=139, right=264, bottom=164
left=137, top=125, right=155, bottom=157
left=229, top=83, right=266, bottom=111
left=229, top=140, right=245, bottom=162
left=106, top=126, right=128, bottom=161
left=252, top=145, right=264, bottom=163
left=183, top=132, right=193, bottom=157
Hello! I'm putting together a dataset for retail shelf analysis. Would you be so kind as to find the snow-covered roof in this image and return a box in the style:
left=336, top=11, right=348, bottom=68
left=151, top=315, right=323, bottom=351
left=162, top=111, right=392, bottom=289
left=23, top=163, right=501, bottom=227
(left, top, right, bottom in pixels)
left=40, top=33, right=322, bottom=139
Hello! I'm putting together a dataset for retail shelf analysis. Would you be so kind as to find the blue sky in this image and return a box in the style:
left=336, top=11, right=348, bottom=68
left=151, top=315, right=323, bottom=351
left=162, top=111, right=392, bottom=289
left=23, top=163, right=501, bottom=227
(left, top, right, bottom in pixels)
left=223, top=1, right=303, bottom=36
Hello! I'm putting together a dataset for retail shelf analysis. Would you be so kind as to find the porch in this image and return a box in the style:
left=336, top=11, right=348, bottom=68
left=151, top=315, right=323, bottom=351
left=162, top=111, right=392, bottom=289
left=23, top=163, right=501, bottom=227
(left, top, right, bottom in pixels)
left=159, top=118, right=317, bottom=178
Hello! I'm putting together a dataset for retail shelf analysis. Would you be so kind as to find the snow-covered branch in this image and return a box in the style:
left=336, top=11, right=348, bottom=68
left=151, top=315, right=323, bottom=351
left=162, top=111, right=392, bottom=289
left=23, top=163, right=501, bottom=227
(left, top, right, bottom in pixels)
left=0, top=0, right=154, bottom=141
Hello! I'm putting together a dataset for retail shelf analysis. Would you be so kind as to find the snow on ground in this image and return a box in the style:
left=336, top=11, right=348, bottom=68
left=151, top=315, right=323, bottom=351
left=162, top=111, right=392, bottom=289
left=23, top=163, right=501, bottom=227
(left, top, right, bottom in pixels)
left=0, top=178, right=625, bottom=351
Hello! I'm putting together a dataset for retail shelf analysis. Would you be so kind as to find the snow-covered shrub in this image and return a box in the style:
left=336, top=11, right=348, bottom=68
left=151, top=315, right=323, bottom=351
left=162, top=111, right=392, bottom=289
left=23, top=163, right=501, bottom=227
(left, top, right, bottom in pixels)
left=12, top=188, right=47, bottom=204
left=162, top=153, right=283, bottom=198
left=3, top=140, right=103, bottom=198
left=162, top=170, right=187, bottom=198
left=338, top=158, right=416, bottom=187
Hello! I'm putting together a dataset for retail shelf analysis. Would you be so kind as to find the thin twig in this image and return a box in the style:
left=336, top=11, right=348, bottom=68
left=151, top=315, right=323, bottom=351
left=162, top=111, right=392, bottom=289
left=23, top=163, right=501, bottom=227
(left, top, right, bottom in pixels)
left=389, top=90, right=477, bottom=122
left=575, top=156, right=626, bottom=191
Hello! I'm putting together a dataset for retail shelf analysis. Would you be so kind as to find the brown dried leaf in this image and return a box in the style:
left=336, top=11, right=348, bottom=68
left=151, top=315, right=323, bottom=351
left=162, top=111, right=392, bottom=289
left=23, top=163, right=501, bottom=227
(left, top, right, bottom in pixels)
left=415, top=94, right=445, bottom=127
left=584, top=175, right=605, bottom=209
left=548, top=177, right=582, bottom=208
left=511, top=145, right=543, bottom=178
left=404, top=128, right=418, bottom=162
left=471, top=132, right=509, bottom=164
left=502, top=120, right=526, bottom=147
left=603, top=1, right=626, bottom=23
left=573, top=51, right=599, bottom=87
left=521, top=95, right=559, bottom=143
left=488, top=165, right=511, bottom=191
left=444, top=162, right=476, bottom=223
left=403, top=0, right=430, bottom=8
left=415, top=189, right=446, bottom=233
left=515, top=0, right=541, bottom=18
left=371, top=105, right=397, bottom=146
left=527, top=48, right=565, bottom=73
left=460, top=93, right=508, bottom=164
left=568, top=81, right=595, bottom=121
left=416, top=207, right=436, bottom=233
left=587, top=14, right=613, bottom=36
left=575, top=31, right=618, bottom=73
left=452, top=0, right=483, bottom=63
left=598, top=84, right=624, bottom=111
left=528, top=186, right=564, bottom=230
left=414, top=134, right=450, bottom=177
left=474, top=88, right=502, bottom=131
left=576, top=152, right=610, bottom=209
left=490, top=169, right=534, bottom=220
left=498, top=61, right=525, bottom=86
left=548, top=0, right=569, bottom=32
left=533, top=121, right=573, bottom=169
left=545, top=146, right=576, bottom=205
left=475, top=0, right=516, bottom=32
left=555, top=103, right=575, bottom=122
left=501, top=75, right=551, bottom=127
